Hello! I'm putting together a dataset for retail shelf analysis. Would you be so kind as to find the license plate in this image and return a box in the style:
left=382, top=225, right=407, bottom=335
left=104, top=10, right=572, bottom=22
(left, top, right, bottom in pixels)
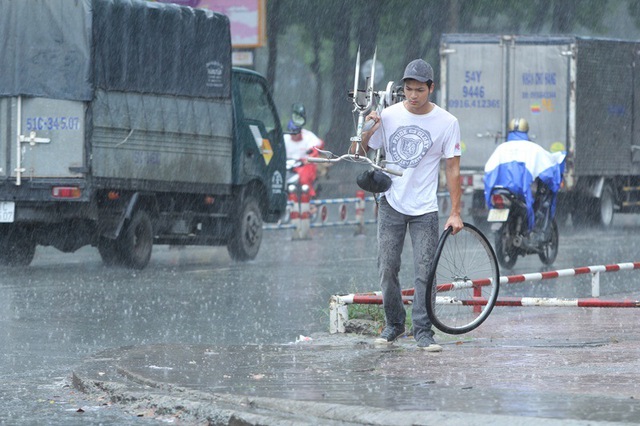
left=487, top=208, right=509, bottom=222
left=0, top=202, right=15, bottom=223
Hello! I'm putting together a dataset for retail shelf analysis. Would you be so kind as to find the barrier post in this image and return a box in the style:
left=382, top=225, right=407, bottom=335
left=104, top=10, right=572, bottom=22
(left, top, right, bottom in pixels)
left=329, top=295, right=349, bottom=333
left=290, top=192, right=301, bottom=240
left=592, top=271, right=600, bottom=297
left=354, top=190, right=366, bottom=236
left=294, top=190, right=312, bottom=240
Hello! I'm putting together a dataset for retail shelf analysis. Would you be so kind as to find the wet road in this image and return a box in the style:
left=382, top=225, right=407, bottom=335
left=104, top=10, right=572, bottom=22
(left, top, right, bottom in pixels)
left=2, top=213, right=640, bottom=424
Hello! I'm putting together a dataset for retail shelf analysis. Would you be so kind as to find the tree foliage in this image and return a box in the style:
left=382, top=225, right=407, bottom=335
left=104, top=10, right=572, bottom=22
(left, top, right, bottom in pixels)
left=266, top=0, right=636, bottom=149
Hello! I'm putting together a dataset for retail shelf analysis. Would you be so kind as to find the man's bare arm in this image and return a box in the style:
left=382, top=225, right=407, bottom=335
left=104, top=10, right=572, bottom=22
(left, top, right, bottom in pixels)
left=444, top=156, right=464, bottom=234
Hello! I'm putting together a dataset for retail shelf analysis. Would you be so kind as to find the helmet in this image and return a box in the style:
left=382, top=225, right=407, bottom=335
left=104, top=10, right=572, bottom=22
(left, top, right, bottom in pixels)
left=291, top=103, right=306, bottom=127
left=508, top=118, right=529, bottom=133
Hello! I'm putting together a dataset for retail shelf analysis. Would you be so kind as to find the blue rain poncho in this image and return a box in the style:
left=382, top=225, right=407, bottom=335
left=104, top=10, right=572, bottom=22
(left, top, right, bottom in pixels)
left=484, top=140, right=566, bottom=230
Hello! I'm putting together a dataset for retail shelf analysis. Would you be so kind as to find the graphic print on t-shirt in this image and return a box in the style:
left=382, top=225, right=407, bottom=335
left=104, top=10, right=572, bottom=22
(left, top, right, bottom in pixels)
left=388, top=125, right=433, bottom=169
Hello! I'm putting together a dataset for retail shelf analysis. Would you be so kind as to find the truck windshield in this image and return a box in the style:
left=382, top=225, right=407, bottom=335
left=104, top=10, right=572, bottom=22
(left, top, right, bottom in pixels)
left=237, top=79, right=277, bottom=134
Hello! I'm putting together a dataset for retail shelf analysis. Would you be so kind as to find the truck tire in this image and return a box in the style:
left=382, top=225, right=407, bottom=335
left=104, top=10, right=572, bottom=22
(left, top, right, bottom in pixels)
left=227, top=194, right=263, bottom=261
left=0, top=225, right=36, bottom=266
left=118, top=210, right=153, bottom=269
left=573, top=185, right=615, bottom=228
left=597, top=184, right=615, bottom=227
left=571, top=201, right=592, bottom=227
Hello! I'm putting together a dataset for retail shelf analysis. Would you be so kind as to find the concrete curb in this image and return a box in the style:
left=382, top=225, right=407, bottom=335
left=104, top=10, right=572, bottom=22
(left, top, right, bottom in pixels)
left=73, top=366, right=621, bottom=426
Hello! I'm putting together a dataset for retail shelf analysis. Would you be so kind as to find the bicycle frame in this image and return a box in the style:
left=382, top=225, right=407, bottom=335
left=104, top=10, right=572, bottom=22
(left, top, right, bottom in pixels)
left=307, top=47, right=403, bottom=177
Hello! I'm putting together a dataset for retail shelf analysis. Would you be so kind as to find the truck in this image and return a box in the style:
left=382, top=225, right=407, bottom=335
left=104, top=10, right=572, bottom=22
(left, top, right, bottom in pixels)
left=0, top=0, right=287, bottom=268
left=439, top=34, right=640, bottom=227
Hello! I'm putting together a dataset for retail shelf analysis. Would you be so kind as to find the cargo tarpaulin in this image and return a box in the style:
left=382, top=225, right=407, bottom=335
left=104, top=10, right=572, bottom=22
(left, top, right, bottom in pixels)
left=0, top=0, right=93, bottom=100
left=0, top=0, right=232, bottom=101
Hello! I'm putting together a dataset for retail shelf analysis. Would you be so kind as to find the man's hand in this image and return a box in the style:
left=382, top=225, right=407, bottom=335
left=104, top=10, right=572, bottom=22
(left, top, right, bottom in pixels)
left=364, top=111, right=381, bottom=134
left=444, top=213, right=464, bottom=235
left=350, top=111, right=381, bottom=155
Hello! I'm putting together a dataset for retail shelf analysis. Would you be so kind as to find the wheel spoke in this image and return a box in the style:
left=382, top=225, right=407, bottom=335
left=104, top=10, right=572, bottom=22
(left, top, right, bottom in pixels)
left=426, top=223, right=500, bottom=334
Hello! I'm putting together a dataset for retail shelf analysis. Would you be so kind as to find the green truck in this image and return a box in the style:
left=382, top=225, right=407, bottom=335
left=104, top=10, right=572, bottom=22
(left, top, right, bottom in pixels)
left=0, top=0, right=286, bottom=268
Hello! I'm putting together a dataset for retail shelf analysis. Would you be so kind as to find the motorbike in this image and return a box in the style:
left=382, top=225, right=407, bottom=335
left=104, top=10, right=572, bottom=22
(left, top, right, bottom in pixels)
left=286, top=158, right=305, bottom=189
left=282, top=157, right=319, bottom=225
left=487, top=183, right=559, bottom=269
left=286, top=156, right=321, bottom=198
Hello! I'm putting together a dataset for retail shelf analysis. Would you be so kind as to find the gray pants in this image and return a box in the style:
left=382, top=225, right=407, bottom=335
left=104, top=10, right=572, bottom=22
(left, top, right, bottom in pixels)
left=377, top=197, right=439, bottom=341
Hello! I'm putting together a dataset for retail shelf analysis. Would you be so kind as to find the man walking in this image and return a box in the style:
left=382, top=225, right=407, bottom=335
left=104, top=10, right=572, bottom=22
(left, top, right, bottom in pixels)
left=354, top=59, right=463, bottom=351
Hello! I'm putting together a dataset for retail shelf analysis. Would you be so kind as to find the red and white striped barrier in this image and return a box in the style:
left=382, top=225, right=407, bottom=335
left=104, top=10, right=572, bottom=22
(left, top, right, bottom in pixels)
left=393, top=261, right=640, bottom=298
left=265, top=191, right=450, bottom=231
left=309, top=195, right=376, bottom=228
left=329, top=261, right=640, bottom=333
left=335, top=294, right=640, bottom=308
left=490, top=297, right=640, bottom=308
left=264, top=193, right=377, bottom=231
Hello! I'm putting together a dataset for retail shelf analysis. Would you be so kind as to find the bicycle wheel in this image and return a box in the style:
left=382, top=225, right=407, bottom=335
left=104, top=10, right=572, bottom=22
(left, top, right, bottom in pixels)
left=426, top=222, right=500, bottom=335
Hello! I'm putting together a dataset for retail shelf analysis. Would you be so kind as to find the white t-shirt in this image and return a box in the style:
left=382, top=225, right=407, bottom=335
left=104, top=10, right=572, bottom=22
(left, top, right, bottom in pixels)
left=284, top=129, right=323, bottom=160
left=368, top=102, right=461, bottom=216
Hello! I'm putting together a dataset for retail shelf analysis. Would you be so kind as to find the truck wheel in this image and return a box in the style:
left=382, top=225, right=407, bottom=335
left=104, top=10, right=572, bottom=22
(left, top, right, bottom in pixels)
left=0, top=225, right=36, bottom=266
left=572, top=195, right=598, bottom=227
left=597, top=184, right=615, bottom=227
left=227, top=195, right=263, bottom=261
left=118, top=210, right=153, bottom=269
left=97, top=237, right=122, bottom=267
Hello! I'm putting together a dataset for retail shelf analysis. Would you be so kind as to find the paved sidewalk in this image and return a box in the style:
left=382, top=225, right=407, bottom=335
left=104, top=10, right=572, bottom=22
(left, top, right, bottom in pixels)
left=73, top=305, right=640, bottom=425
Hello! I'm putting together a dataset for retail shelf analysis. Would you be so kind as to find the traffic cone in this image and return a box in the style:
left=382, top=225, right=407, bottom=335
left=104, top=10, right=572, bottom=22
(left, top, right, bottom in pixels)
left=354, top=190, right=366, bottom=236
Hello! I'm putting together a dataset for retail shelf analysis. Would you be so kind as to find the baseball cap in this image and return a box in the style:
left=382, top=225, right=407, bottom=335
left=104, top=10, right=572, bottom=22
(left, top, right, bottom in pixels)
left=402, top=59, right=434, bottom=83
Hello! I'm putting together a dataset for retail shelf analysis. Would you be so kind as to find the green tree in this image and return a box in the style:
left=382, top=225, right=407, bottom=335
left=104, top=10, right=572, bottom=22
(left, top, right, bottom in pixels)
left=265, top=0, right=629, bottom=156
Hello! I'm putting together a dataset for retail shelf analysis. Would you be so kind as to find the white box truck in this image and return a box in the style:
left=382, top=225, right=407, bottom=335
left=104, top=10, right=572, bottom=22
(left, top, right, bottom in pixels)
left=439, top=34, right=640, bottom=227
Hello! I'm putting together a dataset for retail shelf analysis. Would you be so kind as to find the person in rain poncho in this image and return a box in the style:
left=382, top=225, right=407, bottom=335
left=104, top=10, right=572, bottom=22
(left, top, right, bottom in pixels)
left=484, top=118, right=566, bottom=240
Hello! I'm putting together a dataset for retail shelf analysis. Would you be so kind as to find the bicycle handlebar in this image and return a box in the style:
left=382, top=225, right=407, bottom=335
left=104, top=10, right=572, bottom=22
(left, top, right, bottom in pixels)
left=315, top=47, right=406, bottom=180
left=307, top=153, right=403, bottom=177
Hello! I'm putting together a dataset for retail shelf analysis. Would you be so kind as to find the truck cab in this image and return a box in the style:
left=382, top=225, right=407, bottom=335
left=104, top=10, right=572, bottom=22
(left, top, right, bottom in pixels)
left=0, top=0, right=286, bottom=268
left=232, top=68, right=287, bottom=224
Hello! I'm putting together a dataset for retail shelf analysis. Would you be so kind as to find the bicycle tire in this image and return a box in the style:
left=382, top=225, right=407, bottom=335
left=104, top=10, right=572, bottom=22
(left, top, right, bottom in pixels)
left=426, top=222, right=500, bottom=335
